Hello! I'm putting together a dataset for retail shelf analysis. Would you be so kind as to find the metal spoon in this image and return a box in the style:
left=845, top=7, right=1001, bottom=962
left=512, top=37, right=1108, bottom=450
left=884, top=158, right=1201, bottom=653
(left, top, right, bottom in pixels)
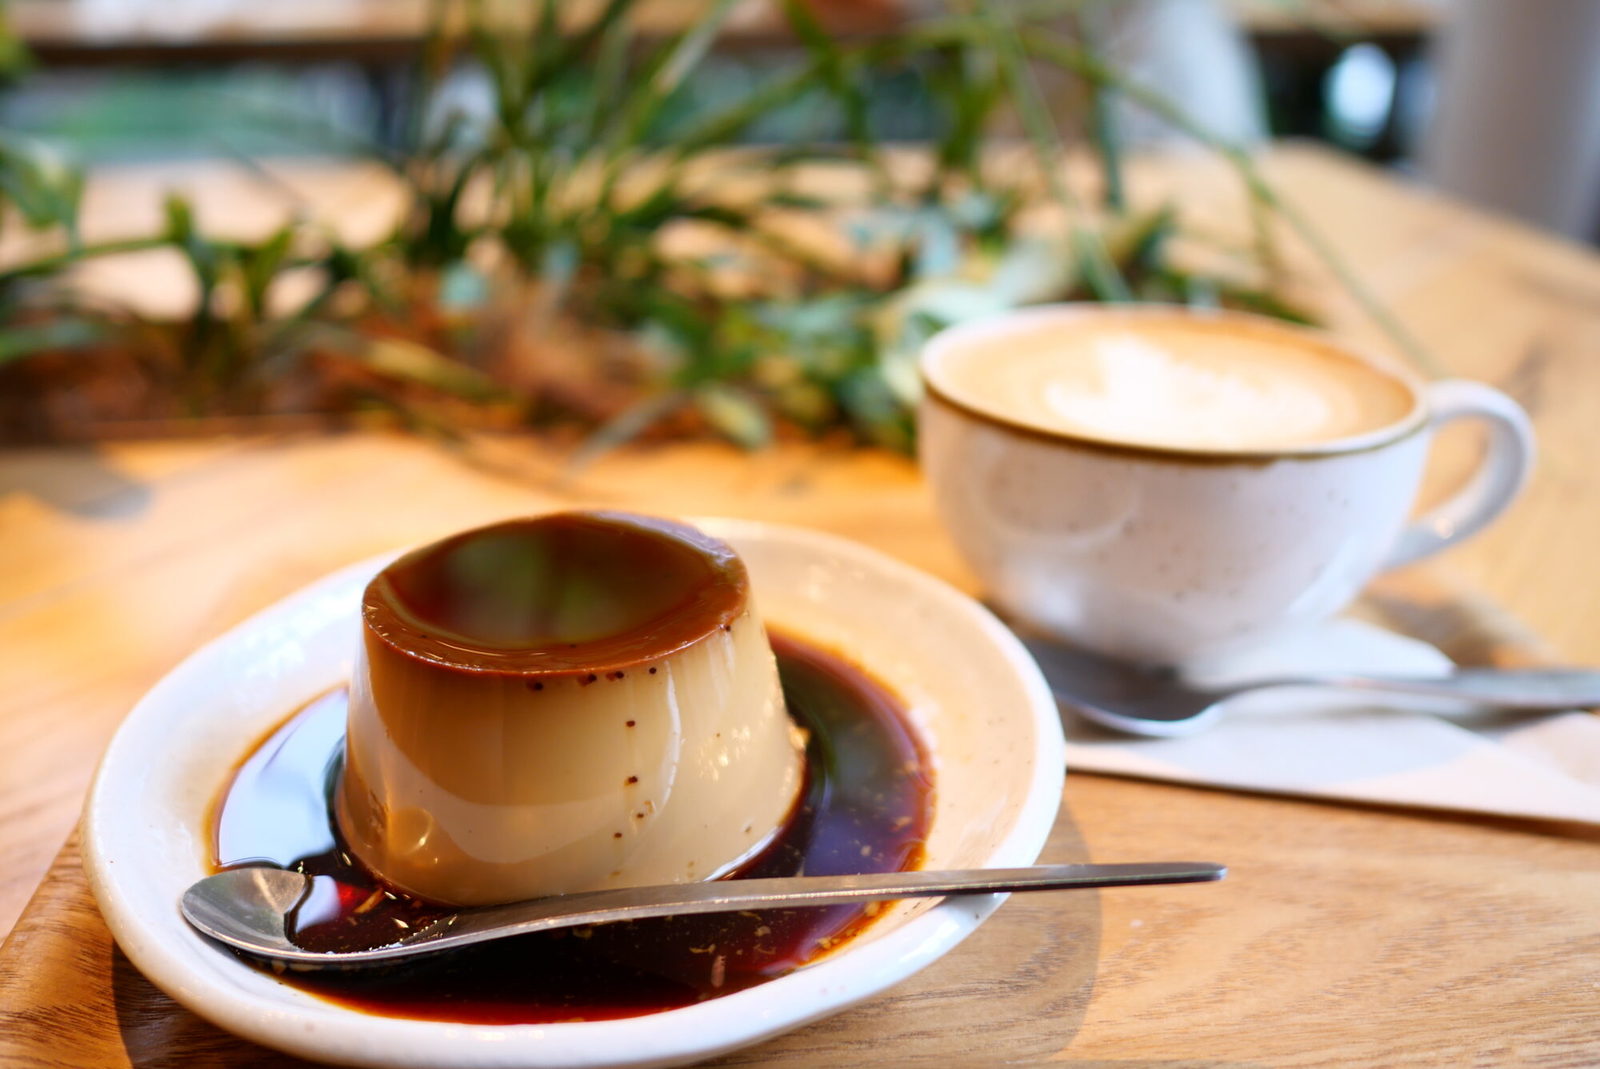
left=1020, top=633, right=1600, bottom=738
left=182, top=861, right=1226, bottom=969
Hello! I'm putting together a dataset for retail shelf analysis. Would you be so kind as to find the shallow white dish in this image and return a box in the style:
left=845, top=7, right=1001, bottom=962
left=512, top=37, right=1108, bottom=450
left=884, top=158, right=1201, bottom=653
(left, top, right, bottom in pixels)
left=83, top=518, right=1065, bottom=1069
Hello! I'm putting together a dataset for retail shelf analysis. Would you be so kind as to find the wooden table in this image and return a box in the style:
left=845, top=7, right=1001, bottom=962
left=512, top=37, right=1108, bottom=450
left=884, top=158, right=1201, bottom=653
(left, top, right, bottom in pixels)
left=2, top=146, right=1599, bottom=1064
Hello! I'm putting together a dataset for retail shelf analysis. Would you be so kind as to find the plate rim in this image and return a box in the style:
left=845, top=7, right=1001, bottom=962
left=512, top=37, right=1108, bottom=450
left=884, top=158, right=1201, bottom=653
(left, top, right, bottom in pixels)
left=83, top=518, right=1065, bottom=1068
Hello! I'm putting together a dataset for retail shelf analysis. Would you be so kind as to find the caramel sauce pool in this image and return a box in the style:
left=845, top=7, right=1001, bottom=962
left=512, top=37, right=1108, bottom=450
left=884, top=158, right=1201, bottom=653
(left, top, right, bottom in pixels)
left=211, top=630, right=933, bottom=1024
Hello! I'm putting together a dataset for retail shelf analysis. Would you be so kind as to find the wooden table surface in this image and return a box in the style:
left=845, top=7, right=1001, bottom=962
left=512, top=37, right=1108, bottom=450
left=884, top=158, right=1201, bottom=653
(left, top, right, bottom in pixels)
left=2, top=145, right=1599, bottom=1065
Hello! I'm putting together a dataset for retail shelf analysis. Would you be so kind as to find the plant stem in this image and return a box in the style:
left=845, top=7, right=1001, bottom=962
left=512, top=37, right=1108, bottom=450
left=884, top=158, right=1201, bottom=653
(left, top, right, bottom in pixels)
left=1079, top=2, right=1125, bottom=213
left=1, top=236, right=172, bottom=280
left=1020, top=28, right=1442, bottom=377
left=975, top=2, right=1129, bottom=302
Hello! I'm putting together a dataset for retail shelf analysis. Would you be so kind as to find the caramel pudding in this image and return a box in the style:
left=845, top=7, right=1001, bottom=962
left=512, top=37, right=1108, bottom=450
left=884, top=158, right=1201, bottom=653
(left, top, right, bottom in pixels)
left=336, top=512, right=806, bottom=906
left=215, top=632, right=932, bottom=1023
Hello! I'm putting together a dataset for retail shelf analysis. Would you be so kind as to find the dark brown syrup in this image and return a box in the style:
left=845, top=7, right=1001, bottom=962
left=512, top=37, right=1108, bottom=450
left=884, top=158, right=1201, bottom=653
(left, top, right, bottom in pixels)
left=212, top=630, right=933, bottom=1024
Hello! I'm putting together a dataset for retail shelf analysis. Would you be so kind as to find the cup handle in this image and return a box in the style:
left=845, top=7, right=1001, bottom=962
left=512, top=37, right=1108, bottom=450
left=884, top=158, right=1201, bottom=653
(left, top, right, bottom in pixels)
left=1382, top=379, right=1535, bottom=569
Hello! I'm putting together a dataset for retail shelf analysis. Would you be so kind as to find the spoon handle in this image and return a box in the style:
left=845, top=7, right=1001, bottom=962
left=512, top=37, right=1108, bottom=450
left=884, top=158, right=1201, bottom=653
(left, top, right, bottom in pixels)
left=440, top=861, right=1227, bottom=952
left=1310, top=668, right=1600, bottom=710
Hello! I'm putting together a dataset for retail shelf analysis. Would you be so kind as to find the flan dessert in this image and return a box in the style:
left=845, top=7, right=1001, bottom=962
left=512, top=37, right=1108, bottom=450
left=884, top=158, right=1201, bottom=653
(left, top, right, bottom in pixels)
left=335, top=511, right=806, bottom=906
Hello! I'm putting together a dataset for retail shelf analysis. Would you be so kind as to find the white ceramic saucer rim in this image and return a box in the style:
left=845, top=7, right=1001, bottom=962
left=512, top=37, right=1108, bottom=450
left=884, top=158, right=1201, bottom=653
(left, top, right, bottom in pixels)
left=82, top=519, right=1065, bottom=1069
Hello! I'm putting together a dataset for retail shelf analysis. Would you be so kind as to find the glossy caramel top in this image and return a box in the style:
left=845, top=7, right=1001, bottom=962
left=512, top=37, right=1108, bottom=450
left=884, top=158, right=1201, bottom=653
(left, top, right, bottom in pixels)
left=363, top=512, right=748, bottom=676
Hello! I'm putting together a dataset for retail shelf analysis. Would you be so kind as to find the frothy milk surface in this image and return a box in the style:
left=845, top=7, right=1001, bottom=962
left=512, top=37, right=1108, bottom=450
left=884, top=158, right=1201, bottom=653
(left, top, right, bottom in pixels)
left=931, top=315, right=1416, bottom=451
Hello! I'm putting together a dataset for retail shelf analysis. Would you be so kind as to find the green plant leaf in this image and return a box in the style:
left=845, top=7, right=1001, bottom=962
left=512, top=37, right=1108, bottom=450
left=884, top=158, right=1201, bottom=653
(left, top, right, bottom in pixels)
left=583, top=6, right=638, bottom=143
left=607, top=0, right=739, bottom=150
left=0, top=6, right=34, bottom=84
left=558, top=0, right=637, bottom=73
left=976, top=4, right=1129, bottom=302
left=0, top=135, right=84, bottom=236
left=335, top=335, right=507, bottom=402
left=237, top=225, right=296, bottom=319
left=779, top=0, right=884, bottom=184
left=695, top=383, right=772, bottom=449
left=0, top=318, right=107, bottom=365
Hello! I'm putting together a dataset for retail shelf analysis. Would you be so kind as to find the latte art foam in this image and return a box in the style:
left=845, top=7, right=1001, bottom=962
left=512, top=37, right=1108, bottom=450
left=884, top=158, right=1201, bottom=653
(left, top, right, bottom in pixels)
left=1039, top=332, right=1350, bottom=449
left=930, top=314, right=1416, bottom=451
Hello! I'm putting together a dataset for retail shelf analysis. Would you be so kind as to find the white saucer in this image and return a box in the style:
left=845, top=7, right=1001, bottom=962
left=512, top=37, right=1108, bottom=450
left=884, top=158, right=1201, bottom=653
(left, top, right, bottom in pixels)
left=83, top=519, right=1065, bottom=1068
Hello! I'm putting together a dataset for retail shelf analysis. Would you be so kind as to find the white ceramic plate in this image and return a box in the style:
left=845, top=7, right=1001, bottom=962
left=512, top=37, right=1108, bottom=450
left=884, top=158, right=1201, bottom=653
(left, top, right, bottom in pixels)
left=83, top=518, right=1065, bottom=1069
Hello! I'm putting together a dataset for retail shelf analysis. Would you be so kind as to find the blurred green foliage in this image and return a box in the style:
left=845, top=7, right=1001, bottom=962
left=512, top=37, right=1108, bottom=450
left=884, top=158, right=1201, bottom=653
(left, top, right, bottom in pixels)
left=0, top=0, right=1315, bottom=449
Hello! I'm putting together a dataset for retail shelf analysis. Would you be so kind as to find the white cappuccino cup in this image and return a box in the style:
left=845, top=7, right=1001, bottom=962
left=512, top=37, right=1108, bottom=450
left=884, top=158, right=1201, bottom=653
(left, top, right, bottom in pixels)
left=918, top=304, right=1534, bottom=666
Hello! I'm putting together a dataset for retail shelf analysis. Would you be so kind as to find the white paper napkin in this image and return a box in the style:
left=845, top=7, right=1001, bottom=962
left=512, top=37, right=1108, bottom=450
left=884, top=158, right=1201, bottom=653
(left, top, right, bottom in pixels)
left=1060, top=619, right=1600, bottom=825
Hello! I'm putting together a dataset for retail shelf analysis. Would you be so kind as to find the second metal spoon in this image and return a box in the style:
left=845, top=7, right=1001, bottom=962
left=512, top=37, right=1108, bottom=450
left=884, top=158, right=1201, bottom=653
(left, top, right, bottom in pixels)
left=183, top=861, right=1226, bottom=969
left=1020, top=633, right=1600, bottom=738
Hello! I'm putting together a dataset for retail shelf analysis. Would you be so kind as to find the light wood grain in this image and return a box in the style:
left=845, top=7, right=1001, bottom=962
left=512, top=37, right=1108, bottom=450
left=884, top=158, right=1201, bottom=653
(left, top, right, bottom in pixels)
left=3, top=146, right=1600, bottom=1066
left=5, top=779, right=1598, bottom=1066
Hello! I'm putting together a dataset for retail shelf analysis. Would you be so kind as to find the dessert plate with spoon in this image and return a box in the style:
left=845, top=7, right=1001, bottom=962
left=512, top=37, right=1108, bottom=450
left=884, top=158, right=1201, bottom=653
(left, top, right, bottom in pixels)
left=84, top=514, right=1224, bottom=1068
